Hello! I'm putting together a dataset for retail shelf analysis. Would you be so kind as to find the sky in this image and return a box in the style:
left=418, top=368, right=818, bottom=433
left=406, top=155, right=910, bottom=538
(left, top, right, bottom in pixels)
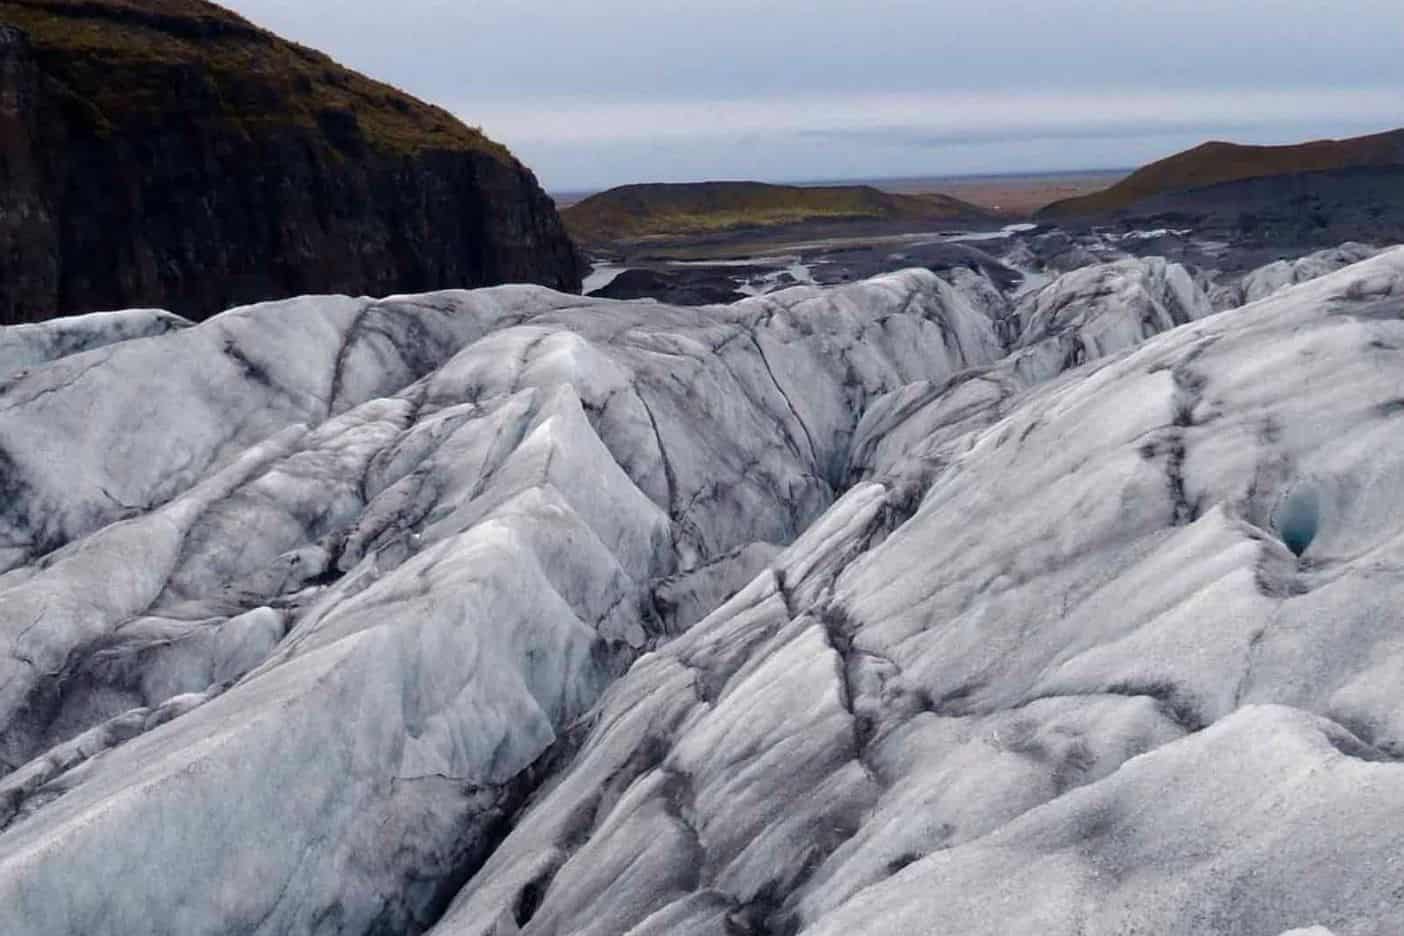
left=222, top=0, right=1404, bottom=192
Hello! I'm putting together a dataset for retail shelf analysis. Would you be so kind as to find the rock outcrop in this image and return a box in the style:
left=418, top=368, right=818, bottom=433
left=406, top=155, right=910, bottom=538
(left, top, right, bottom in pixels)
left=0, top=0, right=581, bottom=325
left=586, top=268, right=749, bottom=306
left=3, top=248, right=1404, bottom=935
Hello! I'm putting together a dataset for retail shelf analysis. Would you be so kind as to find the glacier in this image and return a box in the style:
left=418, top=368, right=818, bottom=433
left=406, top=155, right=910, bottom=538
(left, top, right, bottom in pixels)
left=0, top=247, right=1402, bottom=936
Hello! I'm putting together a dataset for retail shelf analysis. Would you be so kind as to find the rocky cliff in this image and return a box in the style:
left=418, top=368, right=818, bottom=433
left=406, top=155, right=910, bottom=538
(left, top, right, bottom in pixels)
left=0, top=0, right=582, bottom=324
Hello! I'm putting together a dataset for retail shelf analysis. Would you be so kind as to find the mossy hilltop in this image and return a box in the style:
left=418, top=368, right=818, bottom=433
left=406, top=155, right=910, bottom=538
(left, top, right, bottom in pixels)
left=563, top=181, right=996, bottom=245
left=0, top=0, right=508, bottom=158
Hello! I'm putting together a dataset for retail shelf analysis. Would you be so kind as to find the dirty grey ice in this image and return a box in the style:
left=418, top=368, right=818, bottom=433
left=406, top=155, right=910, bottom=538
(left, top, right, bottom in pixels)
left=2, top=246, right=1404, bottom=936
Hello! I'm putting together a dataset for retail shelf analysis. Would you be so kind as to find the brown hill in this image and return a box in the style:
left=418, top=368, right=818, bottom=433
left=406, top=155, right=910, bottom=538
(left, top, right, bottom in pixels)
left=1040, top=128, right=1404, bottom=219
left=563, top=181, right=996, bottom=245
left=0, top=0, right=581, bottom=323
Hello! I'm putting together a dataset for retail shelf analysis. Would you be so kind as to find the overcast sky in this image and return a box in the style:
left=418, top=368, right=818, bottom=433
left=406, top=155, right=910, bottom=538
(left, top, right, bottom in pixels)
left=223, top=0, right=1404, bottom=192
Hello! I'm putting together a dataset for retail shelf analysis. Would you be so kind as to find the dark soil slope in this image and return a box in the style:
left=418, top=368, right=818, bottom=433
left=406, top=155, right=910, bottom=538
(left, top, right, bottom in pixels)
left=1040, top=128, right=1404, bottom=223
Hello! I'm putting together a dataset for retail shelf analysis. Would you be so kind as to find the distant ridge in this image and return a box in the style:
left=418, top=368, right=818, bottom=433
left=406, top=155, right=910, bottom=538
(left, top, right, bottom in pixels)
left=1040, top=128, right=1404, bottom=219
left=563, top=180, right=996, bottom=245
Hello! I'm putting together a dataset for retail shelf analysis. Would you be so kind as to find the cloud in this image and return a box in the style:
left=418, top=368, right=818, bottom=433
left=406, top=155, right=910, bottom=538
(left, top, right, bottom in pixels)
left=796, top=121, right=1283, bottom=148
left=218, top=0, right=1404, bottom=188
left=463, top=87, right=1404, bottom=149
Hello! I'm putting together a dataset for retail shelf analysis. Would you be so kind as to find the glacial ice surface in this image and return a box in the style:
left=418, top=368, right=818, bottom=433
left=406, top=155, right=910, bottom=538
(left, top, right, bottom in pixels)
left=2, top=250, right=1404, bottom=935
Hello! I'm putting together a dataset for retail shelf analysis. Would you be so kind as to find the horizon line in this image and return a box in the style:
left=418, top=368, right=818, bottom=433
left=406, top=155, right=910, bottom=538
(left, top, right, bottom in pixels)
left=549, top=165, right=1136, bottom=196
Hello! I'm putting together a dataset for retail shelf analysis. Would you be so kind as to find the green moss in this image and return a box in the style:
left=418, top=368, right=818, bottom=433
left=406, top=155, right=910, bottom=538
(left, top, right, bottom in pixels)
left=0, top=0, right=514, bottom=160
left=563, top=181, right=991, bottom=244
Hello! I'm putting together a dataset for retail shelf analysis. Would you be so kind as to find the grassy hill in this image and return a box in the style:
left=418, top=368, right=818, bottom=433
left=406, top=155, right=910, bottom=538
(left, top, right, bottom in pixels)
left=563, top=181, right=995, bottom=244
left=1040, top=128, right=1404, bottom=219
left=0, top=0, right=512, bottom=159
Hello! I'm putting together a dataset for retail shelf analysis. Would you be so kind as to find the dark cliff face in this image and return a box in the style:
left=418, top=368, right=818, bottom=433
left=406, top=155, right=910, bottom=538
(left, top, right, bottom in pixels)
left=0, top=25, right=58, bottom=324
left=0, top=1, right=582, bottom=324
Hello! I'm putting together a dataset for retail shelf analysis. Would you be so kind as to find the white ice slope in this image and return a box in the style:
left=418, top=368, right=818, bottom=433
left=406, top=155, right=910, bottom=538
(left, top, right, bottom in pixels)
left=2, top=251, right=1403, bottom=935
left=1210, top=243, right=1382, bottom=310
left=423, top=248, right=1404, bottom=936
left=0, top=308, right=191, bottom=382
left=0, top=271, right=1000, bottom=934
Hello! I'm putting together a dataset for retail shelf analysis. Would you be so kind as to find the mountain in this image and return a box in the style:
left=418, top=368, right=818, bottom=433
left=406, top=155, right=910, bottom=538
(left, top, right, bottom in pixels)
left=2, top=243, right=1404, bottom=934
left=0, top=0, right=581, bottom=324
left=1039, top=129, right=1404, bottom=241
left=1041, top=128, right=1404, bottom=218
left=562, top=180, right=996, bottom=245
